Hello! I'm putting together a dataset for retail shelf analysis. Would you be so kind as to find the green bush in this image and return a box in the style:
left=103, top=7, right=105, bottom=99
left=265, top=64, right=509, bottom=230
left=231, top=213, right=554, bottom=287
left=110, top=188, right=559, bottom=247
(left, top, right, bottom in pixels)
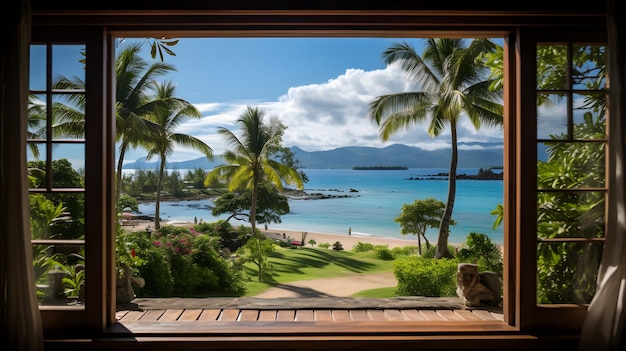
left=353, top=241, right=375, bottom=252
left=376, top=247, right=395, bottom=260
left=318, top=242, right=331, bottom=249
left=124, top=224, right=246, bottom=297
left=456, top=232, right=503, bottom=275
left=391, top=246, right=419, bottom=256
left=394, top=256, right=458, bottom=297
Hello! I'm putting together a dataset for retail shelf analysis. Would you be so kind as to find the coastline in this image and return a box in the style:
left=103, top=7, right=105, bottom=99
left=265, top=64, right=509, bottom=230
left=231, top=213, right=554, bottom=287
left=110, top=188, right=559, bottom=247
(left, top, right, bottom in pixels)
left=124, top=220, right=419, bottom=250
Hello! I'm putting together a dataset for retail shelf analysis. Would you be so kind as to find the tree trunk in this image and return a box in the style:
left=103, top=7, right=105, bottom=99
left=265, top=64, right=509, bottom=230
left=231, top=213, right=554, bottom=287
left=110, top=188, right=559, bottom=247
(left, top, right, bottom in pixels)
left=154, top=157, right=165, bottom=229
left=435, top=119, right=458, bottom=259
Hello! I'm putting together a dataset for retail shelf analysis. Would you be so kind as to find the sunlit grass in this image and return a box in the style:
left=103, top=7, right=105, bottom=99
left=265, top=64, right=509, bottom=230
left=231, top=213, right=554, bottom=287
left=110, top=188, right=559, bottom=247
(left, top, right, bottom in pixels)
left=242, top=245, right=397, bottom=296
left=350, top=286, right=398, bottom=298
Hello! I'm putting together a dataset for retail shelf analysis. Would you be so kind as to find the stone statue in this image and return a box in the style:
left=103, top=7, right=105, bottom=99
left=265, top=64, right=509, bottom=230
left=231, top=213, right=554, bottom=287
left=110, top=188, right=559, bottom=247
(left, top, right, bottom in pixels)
left=456, top=263, right=502, bottom=307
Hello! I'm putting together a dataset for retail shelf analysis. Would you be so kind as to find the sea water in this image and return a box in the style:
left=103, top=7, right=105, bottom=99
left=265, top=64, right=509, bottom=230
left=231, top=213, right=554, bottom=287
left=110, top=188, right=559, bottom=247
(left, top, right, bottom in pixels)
left=134, top=168, right=504, bottom=246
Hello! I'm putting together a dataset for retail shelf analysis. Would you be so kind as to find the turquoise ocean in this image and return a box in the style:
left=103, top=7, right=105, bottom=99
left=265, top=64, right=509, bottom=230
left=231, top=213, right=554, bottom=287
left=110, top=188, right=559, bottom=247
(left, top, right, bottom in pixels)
left=133, top=168, right=504, bottom=246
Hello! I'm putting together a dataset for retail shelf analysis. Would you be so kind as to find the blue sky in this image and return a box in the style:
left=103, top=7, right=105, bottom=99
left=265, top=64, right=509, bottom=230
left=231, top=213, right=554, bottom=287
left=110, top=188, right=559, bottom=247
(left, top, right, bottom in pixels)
left=30, top=37, right=507, bottom=167
left=119, top=37, right=505, bottom=164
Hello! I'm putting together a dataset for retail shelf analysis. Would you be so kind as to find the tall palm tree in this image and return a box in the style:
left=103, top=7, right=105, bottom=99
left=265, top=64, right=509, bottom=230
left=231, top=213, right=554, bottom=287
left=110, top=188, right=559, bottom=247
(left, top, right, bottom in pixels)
left=205, top=106, right=304, bottom=280
left=115, top=42, right=177, bottom=201
left=144, top=81, right=213, bottom=229
left=369, top=38, right=503, bottom=258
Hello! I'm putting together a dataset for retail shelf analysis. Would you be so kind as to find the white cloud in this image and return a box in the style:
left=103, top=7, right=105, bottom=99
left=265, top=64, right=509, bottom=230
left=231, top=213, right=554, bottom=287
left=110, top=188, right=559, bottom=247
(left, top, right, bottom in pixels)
left=123, top=62, right=505, bottom=163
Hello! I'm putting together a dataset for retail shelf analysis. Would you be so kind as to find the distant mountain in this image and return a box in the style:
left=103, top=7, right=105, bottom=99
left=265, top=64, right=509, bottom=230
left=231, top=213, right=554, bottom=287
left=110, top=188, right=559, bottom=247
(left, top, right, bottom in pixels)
left=122, top=143, right=503, bottom=170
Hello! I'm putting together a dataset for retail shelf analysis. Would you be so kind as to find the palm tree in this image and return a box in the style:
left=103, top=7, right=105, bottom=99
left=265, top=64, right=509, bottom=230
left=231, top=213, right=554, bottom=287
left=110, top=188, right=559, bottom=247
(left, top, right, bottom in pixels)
left=205, top=106, right=304, bottom=280
left=144, top=81, right=213, bottom=229
left=369, top=38, right=503, bottom=258
left=115, top=42, right=177, bottom=201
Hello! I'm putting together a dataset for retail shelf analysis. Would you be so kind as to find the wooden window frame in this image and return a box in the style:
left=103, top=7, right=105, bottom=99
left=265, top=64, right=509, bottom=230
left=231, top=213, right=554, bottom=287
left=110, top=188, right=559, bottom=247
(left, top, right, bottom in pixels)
left=30, top=7, right=607, bottom=348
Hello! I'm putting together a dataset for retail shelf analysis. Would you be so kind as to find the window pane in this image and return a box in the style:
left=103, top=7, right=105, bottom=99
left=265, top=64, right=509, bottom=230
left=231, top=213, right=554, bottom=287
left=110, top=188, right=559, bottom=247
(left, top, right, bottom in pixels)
left=537, top=141, right=605, bottom=189
left=572, top=45, right=607, bottom=90
left=536, top=44, right=568, bottom=91
left=537, top=242, right=601, bottom=304
left=34, top=243, right=85, bottom=308
left=30, top=44, right=46, bottom=91
left=572, top=93, right=607, bottom=139
left=537, top=93, right=567, bottom=139
left=52, top=144, right=85, bottom=188
left=27, top=94, right=47, bottom=140
left=537, top=191, right=605, bottom=239
left=52, top=93, right=85, bottom=140
left=52, top=45, right=86, bottom=85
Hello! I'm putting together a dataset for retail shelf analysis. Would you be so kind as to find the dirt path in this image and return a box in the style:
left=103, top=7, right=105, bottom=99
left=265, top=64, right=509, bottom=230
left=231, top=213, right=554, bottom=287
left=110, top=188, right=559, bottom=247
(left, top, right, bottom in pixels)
left=251, top=272, right=397, bottom=298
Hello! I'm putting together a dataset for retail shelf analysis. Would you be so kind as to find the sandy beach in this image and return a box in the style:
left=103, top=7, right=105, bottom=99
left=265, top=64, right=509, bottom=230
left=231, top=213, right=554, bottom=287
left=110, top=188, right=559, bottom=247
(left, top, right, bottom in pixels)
left=124, top=220, right=419, bottom=250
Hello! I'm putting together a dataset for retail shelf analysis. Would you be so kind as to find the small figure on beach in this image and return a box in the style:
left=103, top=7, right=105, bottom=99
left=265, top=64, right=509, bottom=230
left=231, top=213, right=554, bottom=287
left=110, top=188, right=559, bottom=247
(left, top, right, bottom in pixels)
left=348, top=227, right=352, bottom=236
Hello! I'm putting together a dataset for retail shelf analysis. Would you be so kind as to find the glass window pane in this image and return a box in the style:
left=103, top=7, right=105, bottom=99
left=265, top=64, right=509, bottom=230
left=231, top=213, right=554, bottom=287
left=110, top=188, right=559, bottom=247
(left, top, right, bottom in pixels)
left=537, top=93, right=567, bottom=139
left=52, top=45, right=86, bottom=86
left=52, top=144, right=85, bottom=188
left=536, top=44, right=568, bottom=91
left=30, top=44, right=46, bottom=91
left=30, top=192, right=84, bottom=240
left=33, top=243, right=85, bottom=308
left=572, top=45, right=607, bottom=90
left=28, top=94, right=47, bottom=140
left=537, top=191, right=605, bottom=239
left=52, top=93, right=85, bottom=140
left=573, top=93, right=607, bottom=139
left=27, top=143, right=47, bottom=174
left=537, top=242, right=601, bottom=304
left=537, top=141, right=605, bottom=189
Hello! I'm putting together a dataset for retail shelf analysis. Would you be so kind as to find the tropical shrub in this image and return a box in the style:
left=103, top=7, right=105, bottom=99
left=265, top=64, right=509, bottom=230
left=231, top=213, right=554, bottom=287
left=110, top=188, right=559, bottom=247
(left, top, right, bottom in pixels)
left=394, top=256, right=458, bottom=297
left=456, top=232, right=503, bottom=275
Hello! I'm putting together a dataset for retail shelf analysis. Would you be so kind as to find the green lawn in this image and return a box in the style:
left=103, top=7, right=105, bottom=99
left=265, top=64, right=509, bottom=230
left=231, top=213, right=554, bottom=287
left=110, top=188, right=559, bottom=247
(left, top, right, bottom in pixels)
left=242, top=246, right=398, bottom=296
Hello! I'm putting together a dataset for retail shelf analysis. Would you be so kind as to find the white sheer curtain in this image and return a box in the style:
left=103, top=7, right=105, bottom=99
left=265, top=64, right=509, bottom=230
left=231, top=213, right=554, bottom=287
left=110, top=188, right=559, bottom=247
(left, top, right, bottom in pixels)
left=579, top=0, right=626, bottom=350
left=0, top=0, right=44, bottom=350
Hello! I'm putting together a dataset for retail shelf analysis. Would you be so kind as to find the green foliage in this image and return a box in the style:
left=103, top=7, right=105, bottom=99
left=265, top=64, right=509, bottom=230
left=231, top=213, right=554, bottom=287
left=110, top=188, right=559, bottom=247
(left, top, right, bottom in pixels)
left=375, top=247, right=395, bottom=260
left=307, top=239, right=316, bottom=247
left=120, top=224, right=246, bottom=297
left=235, top=236, right=275, bottom=282
left=456, top=233, right=503, bottom=275
left=318, top=242, right=331, bottom=249
left=352, top=241, right=375, bottom=252
left=395, top=197, right=453, bottom=255
left=28, top=159, right=85, bottom=239
left=117, top=194, right=139, bottom=213
left=391, top=246, right=420, bottom=256
left=394, top=256, right=458, bottom=297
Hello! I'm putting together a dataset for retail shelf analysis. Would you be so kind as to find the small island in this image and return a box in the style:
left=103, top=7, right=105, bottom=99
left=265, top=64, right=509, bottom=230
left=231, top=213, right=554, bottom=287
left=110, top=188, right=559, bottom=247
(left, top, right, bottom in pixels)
left=353, top=166, right=408, bottom=170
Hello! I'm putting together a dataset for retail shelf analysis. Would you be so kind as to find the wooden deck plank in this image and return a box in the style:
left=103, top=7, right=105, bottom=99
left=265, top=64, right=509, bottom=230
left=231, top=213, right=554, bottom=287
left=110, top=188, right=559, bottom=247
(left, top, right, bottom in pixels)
left=349, top=310, right=370, bottom=321
left=471, top=309, right=497, bottom=321
left=198, top=309, right=220, bottom=321
left=418, top=310, right=446, bottom=321
left=178, top=309, right=202, bottom=321
left=219, top=309, right=240, bottom=321
left=401, top=309, right=427, bottom=321
left=332, top=310, right=350, bottom=321
left=159, top=309, right=184, bottom=321
left=239, top=310, right=259, bottom=321
left=115, top=310, right=129, bottom=320
left=117, top=310, right=145, bottom=322
left=437, top=310, right=465, bottom=321
left=295, top=310, right=314, bottom=321
left=257, top=310, right=277, bottom=321
left=276, top=310, right=295, bottom=321
left=384, top=309, right=407, bottom=321
left=139, top=309, right=165, bottom=322
left=313, top=310, right=332, bottom=322
left=453, top=309, right=483, bottom=321
left=366, top=310, right=387, bottom=321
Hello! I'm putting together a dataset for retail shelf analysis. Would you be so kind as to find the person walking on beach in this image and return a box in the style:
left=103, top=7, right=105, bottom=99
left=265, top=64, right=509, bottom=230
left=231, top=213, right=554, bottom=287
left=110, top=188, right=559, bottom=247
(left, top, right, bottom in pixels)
left=348, top=227, right=352, bottom=236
